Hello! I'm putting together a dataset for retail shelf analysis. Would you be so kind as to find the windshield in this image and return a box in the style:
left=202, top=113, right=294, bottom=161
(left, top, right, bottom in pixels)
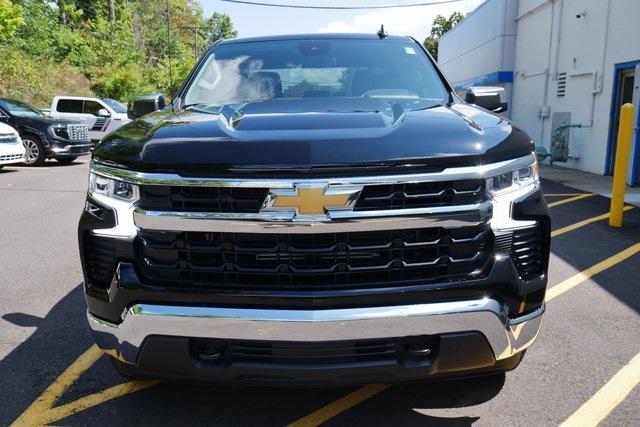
left=102, top=98, right=127, bottom=114
left=0, top=100, right=45, bottom=118
left=183, top=38, right=449, bottom=111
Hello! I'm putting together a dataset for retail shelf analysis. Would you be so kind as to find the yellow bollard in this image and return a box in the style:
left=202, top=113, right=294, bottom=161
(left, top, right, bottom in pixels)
left=609, top=103, right=635, bottom=227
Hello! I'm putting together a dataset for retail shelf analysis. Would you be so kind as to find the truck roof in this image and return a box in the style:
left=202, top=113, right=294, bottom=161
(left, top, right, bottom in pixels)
left=217, top=33, right=414, bottom=46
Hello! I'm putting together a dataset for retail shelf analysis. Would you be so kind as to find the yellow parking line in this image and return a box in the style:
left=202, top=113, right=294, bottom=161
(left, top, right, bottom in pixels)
left=12, top=344, right=159, bottom=426
left=12, top=345, right=103, bottom=426
left=545, top=242, right=640, bottom=301
left=560, top=352, right=640, bottom=427
left=34, top=380, right=160, bottom=425
left=287, top=384, right=390, bottom=427
left=548, top=193, right=594, bottom=208
left=551, top=206, right=634, bottom=237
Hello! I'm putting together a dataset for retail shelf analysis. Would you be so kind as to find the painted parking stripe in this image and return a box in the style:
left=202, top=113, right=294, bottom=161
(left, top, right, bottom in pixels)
left=287, top=384, right=390, bottom=427
left=548, top=193, right=595, bottom=208
left=11, top=344, right=158, bottom=426
left=551, top=206, right=634, bottom=237
left=286, top=242, right=640, bottom=426
left=560, top=352, right=640, bottom=427
left=545, top=242, right=640, bottom=301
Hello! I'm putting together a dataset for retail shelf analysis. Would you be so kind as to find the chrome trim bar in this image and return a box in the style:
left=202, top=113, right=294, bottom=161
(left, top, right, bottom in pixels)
left=91, top=154, right=535, bottom=188
left=133, top=202, right=491, bottom=234
left=88, top=299, right=545, bottom=364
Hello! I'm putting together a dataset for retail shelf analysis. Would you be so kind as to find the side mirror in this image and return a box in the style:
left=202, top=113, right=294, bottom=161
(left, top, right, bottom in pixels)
left=127, top=94, right=166, bottom=120
left=97, top=108, right=110, bottom=118
left=465, top=86, right=508, bottom=113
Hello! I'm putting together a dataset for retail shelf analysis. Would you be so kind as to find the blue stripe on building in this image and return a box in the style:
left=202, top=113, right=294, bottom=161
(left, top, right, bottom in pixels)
left=452, top=71, right=514, bottom=90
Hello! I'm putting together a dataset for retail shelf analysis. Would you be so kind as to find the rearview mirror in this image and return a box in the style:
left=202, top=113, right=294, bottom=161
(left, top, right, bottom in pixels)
left=97, top=108, right=110, bottom=118
left=464, top=86, right=508, bottom=113
left=127, top=94, right=166, bottom=119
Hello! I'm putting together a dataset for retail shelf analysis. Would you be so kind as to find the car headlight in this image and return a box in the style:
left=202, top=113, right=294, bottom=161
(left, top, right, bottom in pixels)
left=89, top=172, right=137, bottom=201
left=487, top=161, right=539, bottom=196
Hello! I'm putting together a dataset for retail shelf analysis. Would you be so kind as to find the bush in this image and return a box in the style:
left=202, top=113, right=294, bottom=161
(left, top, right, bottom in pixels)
left=0, top=47, right=93, bottom=108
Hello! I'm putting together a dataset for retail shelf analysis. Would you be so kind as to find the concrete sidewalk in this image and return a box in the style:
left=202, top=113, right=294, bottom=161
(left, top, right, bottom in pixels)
left=541, top=164, right=640, bottom=206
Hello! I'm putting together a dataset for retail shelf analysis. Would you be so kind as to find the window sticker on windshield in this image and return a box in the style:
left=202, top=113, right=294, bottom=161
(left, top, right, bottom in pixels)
left=404, top=47, right=416, bottom=55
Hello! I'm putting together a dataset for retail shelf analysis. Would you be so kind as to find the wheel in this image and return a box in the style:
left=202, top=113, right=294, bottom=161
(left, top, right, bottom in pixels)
left=108, top=355, right=144, bottom=380
left=21, top=134, right=46, bottom=166
left=55, top=156, right=78, bottom=164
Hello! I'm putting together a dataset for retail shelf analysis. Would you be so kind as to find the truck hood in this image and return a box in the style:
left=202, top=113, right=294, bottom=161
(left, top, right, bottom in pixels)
left=93, top=99, right=533, bottom=176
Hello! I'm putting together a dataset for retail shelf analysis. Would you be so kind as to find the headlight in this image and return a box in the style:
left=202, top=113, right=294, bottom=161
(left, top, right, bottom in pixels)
left=89, top=172, right=137, bottom=201
left=487, top=161, right=539, bottom=196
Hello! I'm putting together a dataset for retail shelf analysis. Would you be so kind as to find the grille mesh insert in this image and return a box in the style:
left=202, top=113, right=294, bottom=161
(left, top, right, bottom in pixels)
left=136, top=226, right=493, bottom=291
left=139, top=186, right=269, bottom=213
left=354, top=179, right=485, bottom=211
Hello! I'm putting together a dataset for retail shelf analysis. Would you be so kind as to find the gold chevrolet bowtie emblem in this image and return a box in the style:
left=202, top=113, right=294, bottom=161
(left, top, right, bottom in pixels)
left=261, top=184, right=363, bottom=220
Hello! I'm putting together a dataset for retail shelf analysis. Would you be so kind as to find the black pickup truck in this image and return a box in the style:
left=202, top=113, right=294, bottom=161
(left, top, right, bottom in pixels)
left=79, top=33, right=550, bottom=385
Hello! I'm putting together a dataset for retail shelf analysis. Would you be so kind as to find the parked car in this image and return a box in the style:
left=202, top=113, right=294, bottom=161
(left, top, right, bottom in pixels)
left=80, top=33, right=550, bottom=385
left=0, top=122, right=26, bottom=168
left=0, top=99, right=91, bottom=166
left=49, top=96, right=130, bottom=144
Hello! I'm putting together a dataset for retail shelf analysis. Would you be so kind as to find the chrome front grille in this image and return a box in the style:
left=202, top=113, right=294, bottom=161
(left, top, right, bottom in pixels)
left=0, top=133, right=18, bottom=144
left=67, top=124, right=90, bottom=141
left=135, top=225, right=493, bottom=291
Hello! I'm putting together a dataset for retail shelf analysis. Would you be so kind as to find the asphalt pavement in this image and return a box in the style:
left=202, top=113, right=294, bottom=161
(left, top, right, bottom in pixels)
left=1, top=158, right=639, bottom=426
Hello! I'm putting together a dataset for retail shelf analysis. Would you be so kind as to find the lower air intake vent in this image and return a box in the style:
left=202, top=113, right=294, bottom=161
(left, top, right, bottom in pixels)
left=84, top=235, right=117, bottom=287
left=511, top=226, right=544, bottom=281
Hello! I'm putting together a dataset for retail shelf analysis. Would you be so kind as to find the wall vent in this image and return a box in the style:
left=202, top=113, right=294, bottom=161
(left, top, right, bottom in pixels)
left=556, top=72, right=567, bottom=97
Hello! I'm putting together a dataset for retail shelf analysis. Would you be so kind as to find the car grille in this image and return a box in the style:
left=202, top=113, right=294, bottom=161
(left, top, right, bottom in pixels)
left=0, top=154, right=24, bottom=162
left=137, top=179, right=486, bottom=213
left=66, top=124, right=90, bottom=141
left=135, top=226, right=493, bottom=291
left=0, top=133, right=18, bottom=144
left=511, top=226, right=545, bottom=281
left=139, top=186, right=269, bottom=212
left=354, top=179, right=485, bottom=210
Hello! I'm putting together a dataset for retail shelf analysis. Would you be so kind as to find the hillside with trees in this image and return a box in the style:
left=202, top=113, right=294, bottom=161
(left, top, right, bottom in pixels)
left=0, top=0, right=237, bottom=107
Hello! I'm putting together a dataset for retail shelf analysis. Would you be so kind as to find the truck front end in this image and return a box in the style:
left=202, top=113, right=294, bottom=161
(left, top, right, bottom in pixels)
left=79, top=34, right=550, bottom=385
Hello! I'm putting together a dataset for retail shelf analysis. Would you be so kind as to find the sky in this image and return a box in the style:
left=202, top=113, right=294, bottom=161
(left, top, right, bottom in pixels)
left=201, top=0, right=486, bottom=42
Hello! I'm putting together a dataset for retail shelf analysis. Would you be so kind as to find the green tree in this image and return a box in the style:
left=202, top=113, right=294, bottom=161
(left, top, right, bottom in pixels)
left=1, top=0, right=237, bottom=103
left=203, top=12, right=237, bottom=45
left=423, top=11, right=465, bottom=61
left=0, top=0, right=24, bottom=39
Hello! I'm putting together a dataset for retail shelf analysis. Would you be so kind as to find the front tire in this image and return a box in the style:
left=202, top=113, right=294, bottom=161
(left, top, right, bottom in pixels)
left=55, top=156, right=78, bottom=164
left=21, top=135, right=46, bottom=166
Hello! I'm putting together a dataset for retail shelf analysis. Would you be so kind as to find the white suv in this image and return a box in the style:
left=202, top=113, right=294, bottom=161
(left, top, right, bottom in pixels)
left=49, top=96, right=130, bottom=144
left=0, top=122, right=26, bottom=168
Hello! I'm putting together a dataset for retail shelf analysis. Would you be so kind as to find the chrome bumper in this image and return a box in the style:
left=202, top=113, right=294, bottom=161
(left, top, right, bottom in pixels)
left=88, top=298, right=544, bottom=365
